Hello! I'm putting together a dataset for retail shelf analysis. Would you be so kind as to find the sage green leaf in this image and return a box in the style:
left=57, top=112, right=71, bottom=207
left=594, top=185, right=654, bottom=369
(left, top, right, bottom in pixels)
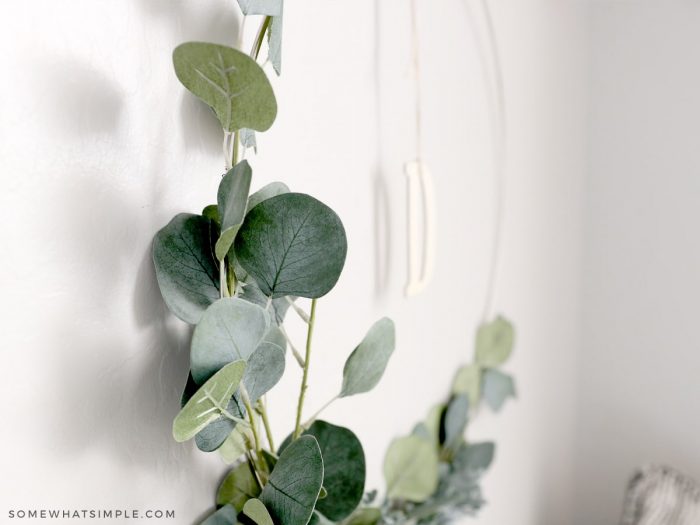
left=298, top=421, right=366, bottom=521
left=384, top=435, right=439, bottom=502
left=247, top=181, right=290, bottom=212
left=346, top=508, right=381, bottom=525
left=475, top=316, right=515, bottom=367
left=195, top=394, right=246, bottom=452
left=173, top=42, right=277, bottom=132
left=443, top=394, right=469, bottom=448
left=218, top=461, right=261, bottom=512
left=243, top=499, right=273, bottom=525
left=173, top=360, right=246, bottom=442
left=219, top=426, right=251, bottom=464
left=340, top=318, right=396, bottom=397
left=482, top=369, right=516, bottom=412
left=262, top=325, right=286, bottom=351
left=202, top=505, right=237, bottom=525
left=454, top=442, right=495, bottom=472
left=411, top=423, right=431, bottom=441
left=203, top=204, right=220, bottom=224
left=235, top=263, right=293, bottom=325
left=242, top=342, right=285, bottom=403
left=152, top=213, right=219, bottom=324
left=190, top=297, right=269, bottom=384
left=236, top=0, right=282, bottom=16
left=234, top=193, right=347, bottom=299
left=216, top=161, right=253, bottom=261
left=260, top=435, right=324, bottom=525
left=452, top=364, right=481, bottom=405
left=240, top=128, right=257, bottom=153
left=268, top=13, right=283, bottom=75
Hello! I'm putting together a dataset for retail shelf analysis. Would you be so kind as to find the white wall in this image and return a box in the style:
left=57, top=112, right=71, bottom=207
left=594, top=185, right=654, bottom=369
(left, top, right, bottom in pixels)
left=575, top=2, right=700, bottom=524
left=0, top=1, right=588, bottom=524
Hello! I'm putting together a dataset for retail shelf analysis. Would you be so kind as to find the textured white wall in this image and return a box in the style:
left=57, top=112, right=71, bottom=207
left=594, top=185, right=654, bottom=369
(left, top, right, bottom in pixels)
left=575, top=3, right=700, bottom=524
left=0, top=1, right=587, bottom=524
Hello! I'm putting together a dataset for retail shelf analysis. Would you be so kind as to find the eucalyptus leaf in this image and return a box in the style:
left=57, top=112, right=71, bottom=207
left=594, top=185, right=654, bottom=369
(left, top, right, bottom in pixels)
left=235, top=193, right=347, bottom=299
left=240, top=128, right=257, bottom=153
left=346, top=508, right=381, bottom=525
left=340, top=318, right=396, bottom=397
left=219, top=426, right=251, bottom=464
left=293, top=421, right=366, bottom=521
left=173, top=360, right=246, bottom=442
left=453, top=442, right=495, bottom=472
left=173, top=42, right=277, bottom=132
left=308, top=511, right=334, bottom=525
left=201, top=505, right=237, bottom=525
left=236, top=0, right=282, bottom=16
left=190, top=297, right=269, bottom=384
left=452, top=364, right=481, bottom=406
left=247, top=181, right=290, bottom=212
left=443, top=394, right=469, bottom=448
left=152, top=213, right=219, bottom=324
left=268, top=12, right=283, bottom=75
left=475, top=316, right=515, bottom=367
left=260, top=435, right=324, bottom=525
left=243, top=499, right=274, bottom=525
left=242, top=342, right=285, bottom=403
left=216, top=161, right=253, bottom=261
left=424, top=404, right=446, bottom=446
left=262, top=325, right=286, bottom=351
left=218, top=461, right=262, bottom=512
left=236, top=263, right=293, bottom=325
left=482, top=369, right=516, bottom=412
left=383, top=435, right=439, bottom=502
left=195, top=394, right=246, bottom=452
left=203, top=204, right=220, bottom=224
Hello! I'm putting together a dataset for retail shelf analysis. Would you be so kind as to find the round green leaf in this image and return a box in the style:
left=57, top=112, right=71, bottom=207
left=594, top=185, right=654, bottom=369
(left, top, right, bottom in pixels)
left=216, top=161, right=253, bottom=261
left=195, top=394, right=246, bottom=452
left=152, top=213, right=219, bottom=324
left=173, top=42, right=277, bottom=132
left=383, top=435, right=439, bottom=502
left=234, top=193, right=347, bottom=299
left=454, top=442, right=496, bottom=472
left=452, top=363, right=482, bottom=406
left=242, top=342, right=285, bottom=403
left=300, top=421, right=366, bottom=521
left=218, top=461, right=262, bottom=512
left=475, top=316, right=515, bottom=367
left=173, top=360, right=246, bottom=443
left=243, top=499, right=274, bottom=525
left=260, top=435, right=324, bottom=525
left=202, top=505, right=237, bottom=525
left=190, top=298, right=270, bottom=384
left=340, top=318, right=396, bottom=397
left=482, top=369, right=516, bottom=412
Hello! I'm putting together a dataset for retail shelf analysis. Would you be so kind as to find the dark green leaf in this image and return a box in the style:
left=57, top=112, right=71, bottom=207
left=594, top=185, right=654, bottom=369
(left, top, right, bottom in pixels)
left=190, top=297, right=269, bottom=384
left=201, top=505, right=237, bottom=525
left=235, top=193, right=347, bottom=299
left=340, top=318, right=395, bottom=397
left=173, top=42, right=277, bottom=132
left=260, top=435, right=324, bottom=525
left=203, top=204, right=220, bottom=224
left=237, top=0, right=282, bottom=16
left=195, top=395, right=246, bottom=452
left=152, top=213, right=219, bottom=324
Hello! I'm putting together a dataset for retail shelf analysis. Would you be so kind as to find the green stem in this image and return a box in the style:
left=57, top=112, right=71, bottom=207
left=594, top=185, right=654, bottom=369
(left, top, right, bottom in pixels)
left=241, top=386, right=261, bottom=454
left=258, top=399, right=276, bottom=452
left=250, top=16, right=272, bottom=60
left=231, top=130, right=240, bottom=167
left=294, top=299, right=317, bottom=439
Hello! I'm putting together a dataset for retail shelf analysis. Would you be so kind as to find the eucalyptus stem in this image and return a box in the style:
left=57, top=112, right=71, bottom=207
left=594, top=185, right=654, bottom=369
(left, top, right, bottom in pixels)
left=302, top=394, right=339, bottom=428
left=250, top=16, right=272, bottom=60
left=258, top=399, right=276, bottom=452
left=240, top=385, right=261, bottom=454
left=293, top=299, right=317, bottom=439
left=231, top=130, right=240, bottom=167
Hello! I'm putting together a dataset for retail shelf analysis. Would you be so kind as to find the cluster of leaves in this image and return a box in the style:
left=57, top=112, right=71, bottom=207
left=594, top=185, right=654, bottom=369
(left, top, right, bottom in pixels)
left=152, top=3, right=516, bottom=524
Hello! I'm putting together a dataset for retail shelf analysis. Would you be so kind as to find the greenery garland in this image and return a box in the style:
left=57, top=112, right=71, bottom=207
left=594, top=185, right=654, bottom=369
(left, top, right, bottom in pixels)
left=152, top=3, right=516, bottom=524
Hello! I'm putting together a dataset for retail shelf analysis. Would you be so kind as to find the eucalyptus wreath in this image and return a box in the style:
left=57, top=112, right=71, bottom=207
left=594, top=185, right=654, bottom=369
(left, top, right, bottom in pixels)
left=152, top=3, right=516, bottom=525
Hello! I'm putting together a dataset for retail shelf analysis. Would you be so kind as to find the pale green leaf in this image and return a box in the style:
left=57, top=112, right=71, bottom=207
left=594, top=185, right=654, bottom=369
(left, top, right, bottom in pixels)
left=235, top=193, right=347, bottom=298
left=260, top=435, right=324, bottom=525
left=237, top=0, right=282, bottom=16
left=173, top=42, right=277, bottom=132
left=219, top=426, right=251, bottom=464
left=243, top=499, right=274, bottom=525
left=173, top=361, right=246, bottom=442
left=384, top=436, right=439, bottom=502
left=475, top=316, right=515, bottom=367
left=340, top=318, right=396, bottom=397
left=152, top=213, right=219, bottom=324
left=215, top=161, right=253, bottom=261
left=190, top=297, right=269, bottom=384
left=240, top=128, right=257, bottom=153
left=482, top=369, right=516, bottom=412
left=247, top=181, right=290, bottom=212
left=217, top=461, right=261, bottom=512
left=268, top=13, right=283, bottom=75
left=201, top=505, right=237, bottom=525
left=346, top=508, right=381, bottom=525
left=452, top=363, right=481, bottom=406
left=242, top=342, right=285, bottom=403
